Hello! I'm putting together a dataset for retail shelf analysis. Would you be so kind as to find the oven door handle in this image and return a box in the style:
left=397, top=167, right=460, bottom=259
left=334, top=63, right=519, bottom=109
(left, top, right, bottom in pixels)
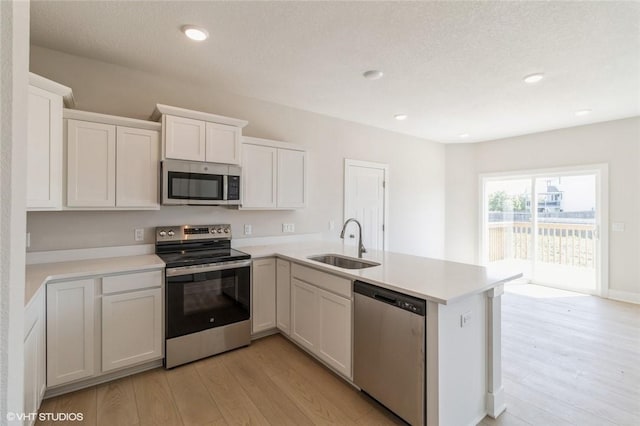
left=166, top=260, right=252, bottom=277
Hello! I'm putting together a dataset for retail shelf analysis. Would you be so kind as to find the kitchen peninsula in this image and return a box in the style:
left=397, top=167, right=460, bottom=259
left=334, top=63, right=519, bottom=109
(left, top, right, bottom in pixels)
left=239, top=240, right=522, bottom=426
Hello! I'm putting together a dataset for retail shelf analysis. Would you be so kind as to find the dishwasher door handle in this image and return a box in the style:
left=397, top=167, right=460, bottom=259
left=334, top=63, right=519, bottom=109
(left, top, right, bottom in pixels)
left=373, top=293, right=397, bottom=305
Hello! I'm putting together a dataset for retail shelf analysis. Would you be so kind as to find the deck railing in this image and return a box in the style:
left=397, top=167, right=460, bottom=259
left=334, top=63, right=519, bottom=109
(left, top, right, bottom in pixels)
left=488, top=221, right=596, bottom=267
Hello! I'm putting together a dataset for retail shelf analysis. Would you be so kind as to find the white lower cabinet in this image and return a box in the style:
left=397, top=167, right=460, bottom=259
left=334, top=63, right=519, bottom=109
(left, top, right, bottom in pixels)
left=46, top=268, right=163, bottom=389
left=291, top=278, right=319, bottom=351
left=251, top=258, right=277, bottom=334
left=317, top=287, right=352, bottom=378
left=46, top=279, right=96, bottom=387
left=290, top=265, right=353, bottom=379
left=24, top=287, right=45, bottom=423
left=102, top=287, right=162, bottom=372
left=276, top=259, right=291, bottom=335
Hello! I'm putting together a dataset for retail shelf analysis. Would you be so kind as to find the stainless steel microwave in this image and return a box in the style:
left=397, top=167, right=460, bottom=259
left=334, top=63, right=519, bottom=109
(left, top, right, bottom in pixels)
left=161, top=159, right=241, bottom=206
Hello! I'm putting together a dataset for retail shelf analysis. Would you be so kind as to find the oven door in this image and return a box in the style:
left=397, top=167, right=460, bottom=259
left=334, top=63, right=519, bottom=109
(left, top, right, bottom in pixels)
left=165, top=260, right=251, bottom=339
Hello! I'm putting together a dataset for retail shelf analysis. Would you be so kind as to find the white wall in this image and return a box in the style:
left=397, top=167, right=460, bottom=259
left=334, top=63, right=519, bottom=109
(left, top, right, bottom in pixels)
left=445, top=117, right=640, bottom=298
left=0, top=0, right=28, bottom=420
left=28, top=46, right=446, bottom=258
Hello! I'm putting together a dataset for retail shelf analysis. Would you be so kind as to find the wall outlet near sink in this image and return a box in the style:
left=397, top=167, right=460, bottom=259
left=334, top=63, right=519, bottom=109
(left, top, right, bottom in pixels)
left=282, top=223, right=295, bottom=233
left=134, top=228, right=144, bottom=242
left=244, top=224, right=252, bottom=235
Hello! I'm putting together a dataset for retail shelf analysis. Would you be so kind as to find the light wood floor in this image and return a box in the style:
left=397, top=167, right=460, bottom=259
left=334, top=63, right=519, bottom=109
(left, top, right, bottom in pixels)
left=480, top=284, right=640, bottom=426
left=38, top=284, right=640, bottom=426
left=37, top=333, right=403, bottom=426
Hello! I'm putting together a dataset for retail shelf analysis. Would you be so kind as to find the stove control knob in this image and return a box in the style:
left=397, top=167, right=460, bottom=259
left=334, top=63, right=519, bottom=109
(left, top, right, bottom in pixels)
left=216, top=228, right=222, bottom=234
left=224, top=228, right=230, bottom=234
left=159, top=230, right=167, bottom=237
left=210, top=228, right=216, bottom=234
left=167, top=230, right=175, bottom=237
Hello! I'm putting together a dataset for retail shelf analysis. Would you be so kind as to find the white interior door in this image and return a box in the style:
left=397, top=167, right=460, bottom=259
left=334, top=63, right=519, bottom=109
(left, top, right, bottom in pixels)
left=344, top=159, right=387, bottom=252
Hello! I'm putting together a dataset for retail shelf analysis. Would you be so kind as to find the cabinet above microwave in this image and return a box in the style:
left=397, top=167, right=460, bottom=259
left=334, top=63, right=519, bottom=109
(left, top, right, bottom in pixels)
left=150, top=104, right=248, bottom=165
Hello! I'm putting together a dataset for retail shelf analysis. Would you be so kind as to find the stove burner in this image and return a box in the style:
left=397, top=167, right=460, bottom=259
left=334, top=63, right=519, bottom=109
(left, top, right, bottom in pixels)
left=155, top=224, right=250, bottom=268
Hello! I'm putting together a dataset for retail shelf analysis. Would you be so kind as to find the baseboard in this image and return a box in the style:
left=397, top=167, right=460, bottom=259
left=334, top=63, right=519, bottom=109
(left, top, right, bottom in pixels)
left=469, top=411, right=490, bottom=426
left=607, top=289, right=640, bottom=305
left=486, top=387, right=506, bottom=418
left=251, top=328, right=280, bottom=340
left=43, top=359, right=162, bottom=399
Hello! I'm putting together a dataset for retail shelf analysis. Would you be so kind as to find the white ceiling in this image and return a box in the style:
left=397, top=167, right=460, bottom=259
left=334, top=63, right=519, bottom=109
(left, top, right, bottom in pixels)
left=30, top=1, right=640, bottom=143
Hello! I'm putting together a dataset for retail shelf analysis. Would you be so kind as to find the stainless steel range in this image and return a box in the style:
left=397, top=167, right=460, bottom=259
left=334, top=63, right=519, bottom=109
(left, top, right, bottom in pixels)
left=155, top=224, right=251, bottom=368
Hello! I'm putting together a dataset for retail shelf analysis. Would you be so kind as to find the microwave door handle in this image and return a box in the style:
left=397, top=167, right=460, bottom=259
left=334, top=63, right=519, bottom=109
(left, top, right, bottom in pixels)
left=223, top=175, right=228, bottom=201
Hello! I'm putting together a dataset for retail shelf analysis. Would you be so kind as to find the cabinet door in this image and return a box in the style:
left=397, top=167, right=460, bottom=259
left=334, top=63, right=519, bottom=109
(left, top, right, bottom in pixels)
left=251, top=258, right=277, bottom=334
left=47, top=279, right=95, bottom=387
left=102, top=287, right=163, bottom=372
left=27, top=85, right=63, bottom=210
left=67, top=120, right=116, bottom=207
left=24, top=323, right=38, bottom=418
left=317, top=288, right=352, bottom=379
left=24, top=287, right=45, bottom=416
left=277, top=149, right=306, bottom=209
left=276, top=259, right=291, bottom=335
left=164, top=115, right=206, bottom=161
left=116, top=126, right=160, bottom=208
left=242, top=144, right=277, bottom=208
left=291, top=278, right=318, bottom=351
left=205, top=122, right=241, bottom=165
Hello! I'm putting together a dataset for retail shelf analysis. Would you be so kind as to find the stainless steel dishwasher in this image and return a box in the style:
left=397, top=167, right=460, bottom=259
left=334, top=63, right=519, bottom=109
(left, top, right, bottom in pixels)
left=353, top=280, right=426, bottom=426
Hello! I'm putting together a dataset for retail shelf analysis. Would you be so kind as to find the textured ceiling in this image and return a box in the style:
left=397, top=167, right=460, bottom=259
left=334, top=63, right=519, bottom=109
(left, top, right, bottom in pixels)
left=30, top=1, right=640, bottom=143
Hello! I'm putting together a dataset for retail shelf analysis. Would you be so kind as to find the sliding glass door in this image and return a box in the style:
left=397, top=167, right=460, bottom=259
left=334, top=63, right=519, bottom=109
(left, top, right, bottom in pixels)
left=482, top=166, right=606, bottom=295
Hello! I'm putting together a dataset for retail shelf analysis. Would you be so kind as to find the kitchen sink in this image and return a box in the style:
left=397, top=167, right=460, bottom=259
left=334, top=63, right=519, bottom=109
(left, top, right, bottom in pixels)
left=307, top=254, right=380, bottom=269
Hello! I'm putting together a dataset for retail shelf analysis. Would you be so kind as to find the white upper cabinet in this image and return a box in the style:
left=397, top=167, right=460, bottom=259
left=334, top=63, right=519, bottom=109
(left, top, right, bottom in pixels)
left=64, top=109, right=161, bottom=210
left=67, top=120, right=117, bottom=207
left=277, top=148, right=306, bottom=208
left=242, top=137, right=307, bottom=210
left=206, top=121, right=241, bottom=164
left=116, top=126, right=160, bottom=208
left=242, top=144, right=277, bottom=209
left=26, top=73, right=73, bottom=211
left=164, top=115, right=206, bottom=161
left=151, top=104, right=247, bottom=165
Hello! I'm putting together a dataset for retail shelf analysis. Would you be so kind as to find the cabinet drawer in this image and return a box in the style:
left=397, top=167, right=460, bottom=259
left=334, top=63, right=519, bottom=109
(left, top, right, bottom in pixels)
left=291, top=263, right=351, bottom=299
left=102, top=270, right=163, bottom=294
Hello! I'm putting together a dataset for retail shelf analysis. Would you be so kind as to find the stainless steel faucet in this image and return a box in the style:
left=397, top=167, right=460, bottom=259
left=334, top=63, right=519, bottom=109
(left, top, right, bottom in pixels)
left=340, top=218, right=367, bottom=258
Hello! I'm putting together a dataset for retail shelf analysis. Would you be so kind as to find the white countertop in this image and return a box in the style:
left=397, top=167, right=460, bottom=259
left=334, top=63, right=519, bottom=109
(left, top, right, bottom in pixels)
left=25, top=254, right=165, bottom=306
left=237, top=241, right=522, bottom=304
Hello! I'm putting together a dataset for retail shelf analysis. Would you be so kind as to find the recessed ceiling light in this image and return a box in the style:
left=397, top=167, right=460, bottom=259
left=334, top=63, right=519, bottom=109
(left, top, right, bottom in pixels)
left=523, top=73, right=544, bottom=84
left=575, top=109, right=592, bottom=116
left=459, top=133, right=469, bottom=139
left=363, top=70, right=384, bottom=80
left=394, top=114, right=408, bottom=121
left=182, top=25, right=209, bottom=41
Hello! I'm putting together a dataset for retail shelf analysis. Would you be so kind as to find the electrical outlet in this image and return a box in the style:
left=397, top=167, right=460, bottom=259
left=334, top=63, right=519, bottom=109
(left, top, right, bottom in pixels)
left=134, top=228, right=144, bottom=242
left=612, top=222, right=625, bottom=232
left=26, top=232, right=30, bottom=248
left=329, top=220, right=335, bottom=230
left=460, top=311, right=472, bottom=328
left=282, top=223, right=295, bottom=233
left=244, top=224, right=252, bottom=235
